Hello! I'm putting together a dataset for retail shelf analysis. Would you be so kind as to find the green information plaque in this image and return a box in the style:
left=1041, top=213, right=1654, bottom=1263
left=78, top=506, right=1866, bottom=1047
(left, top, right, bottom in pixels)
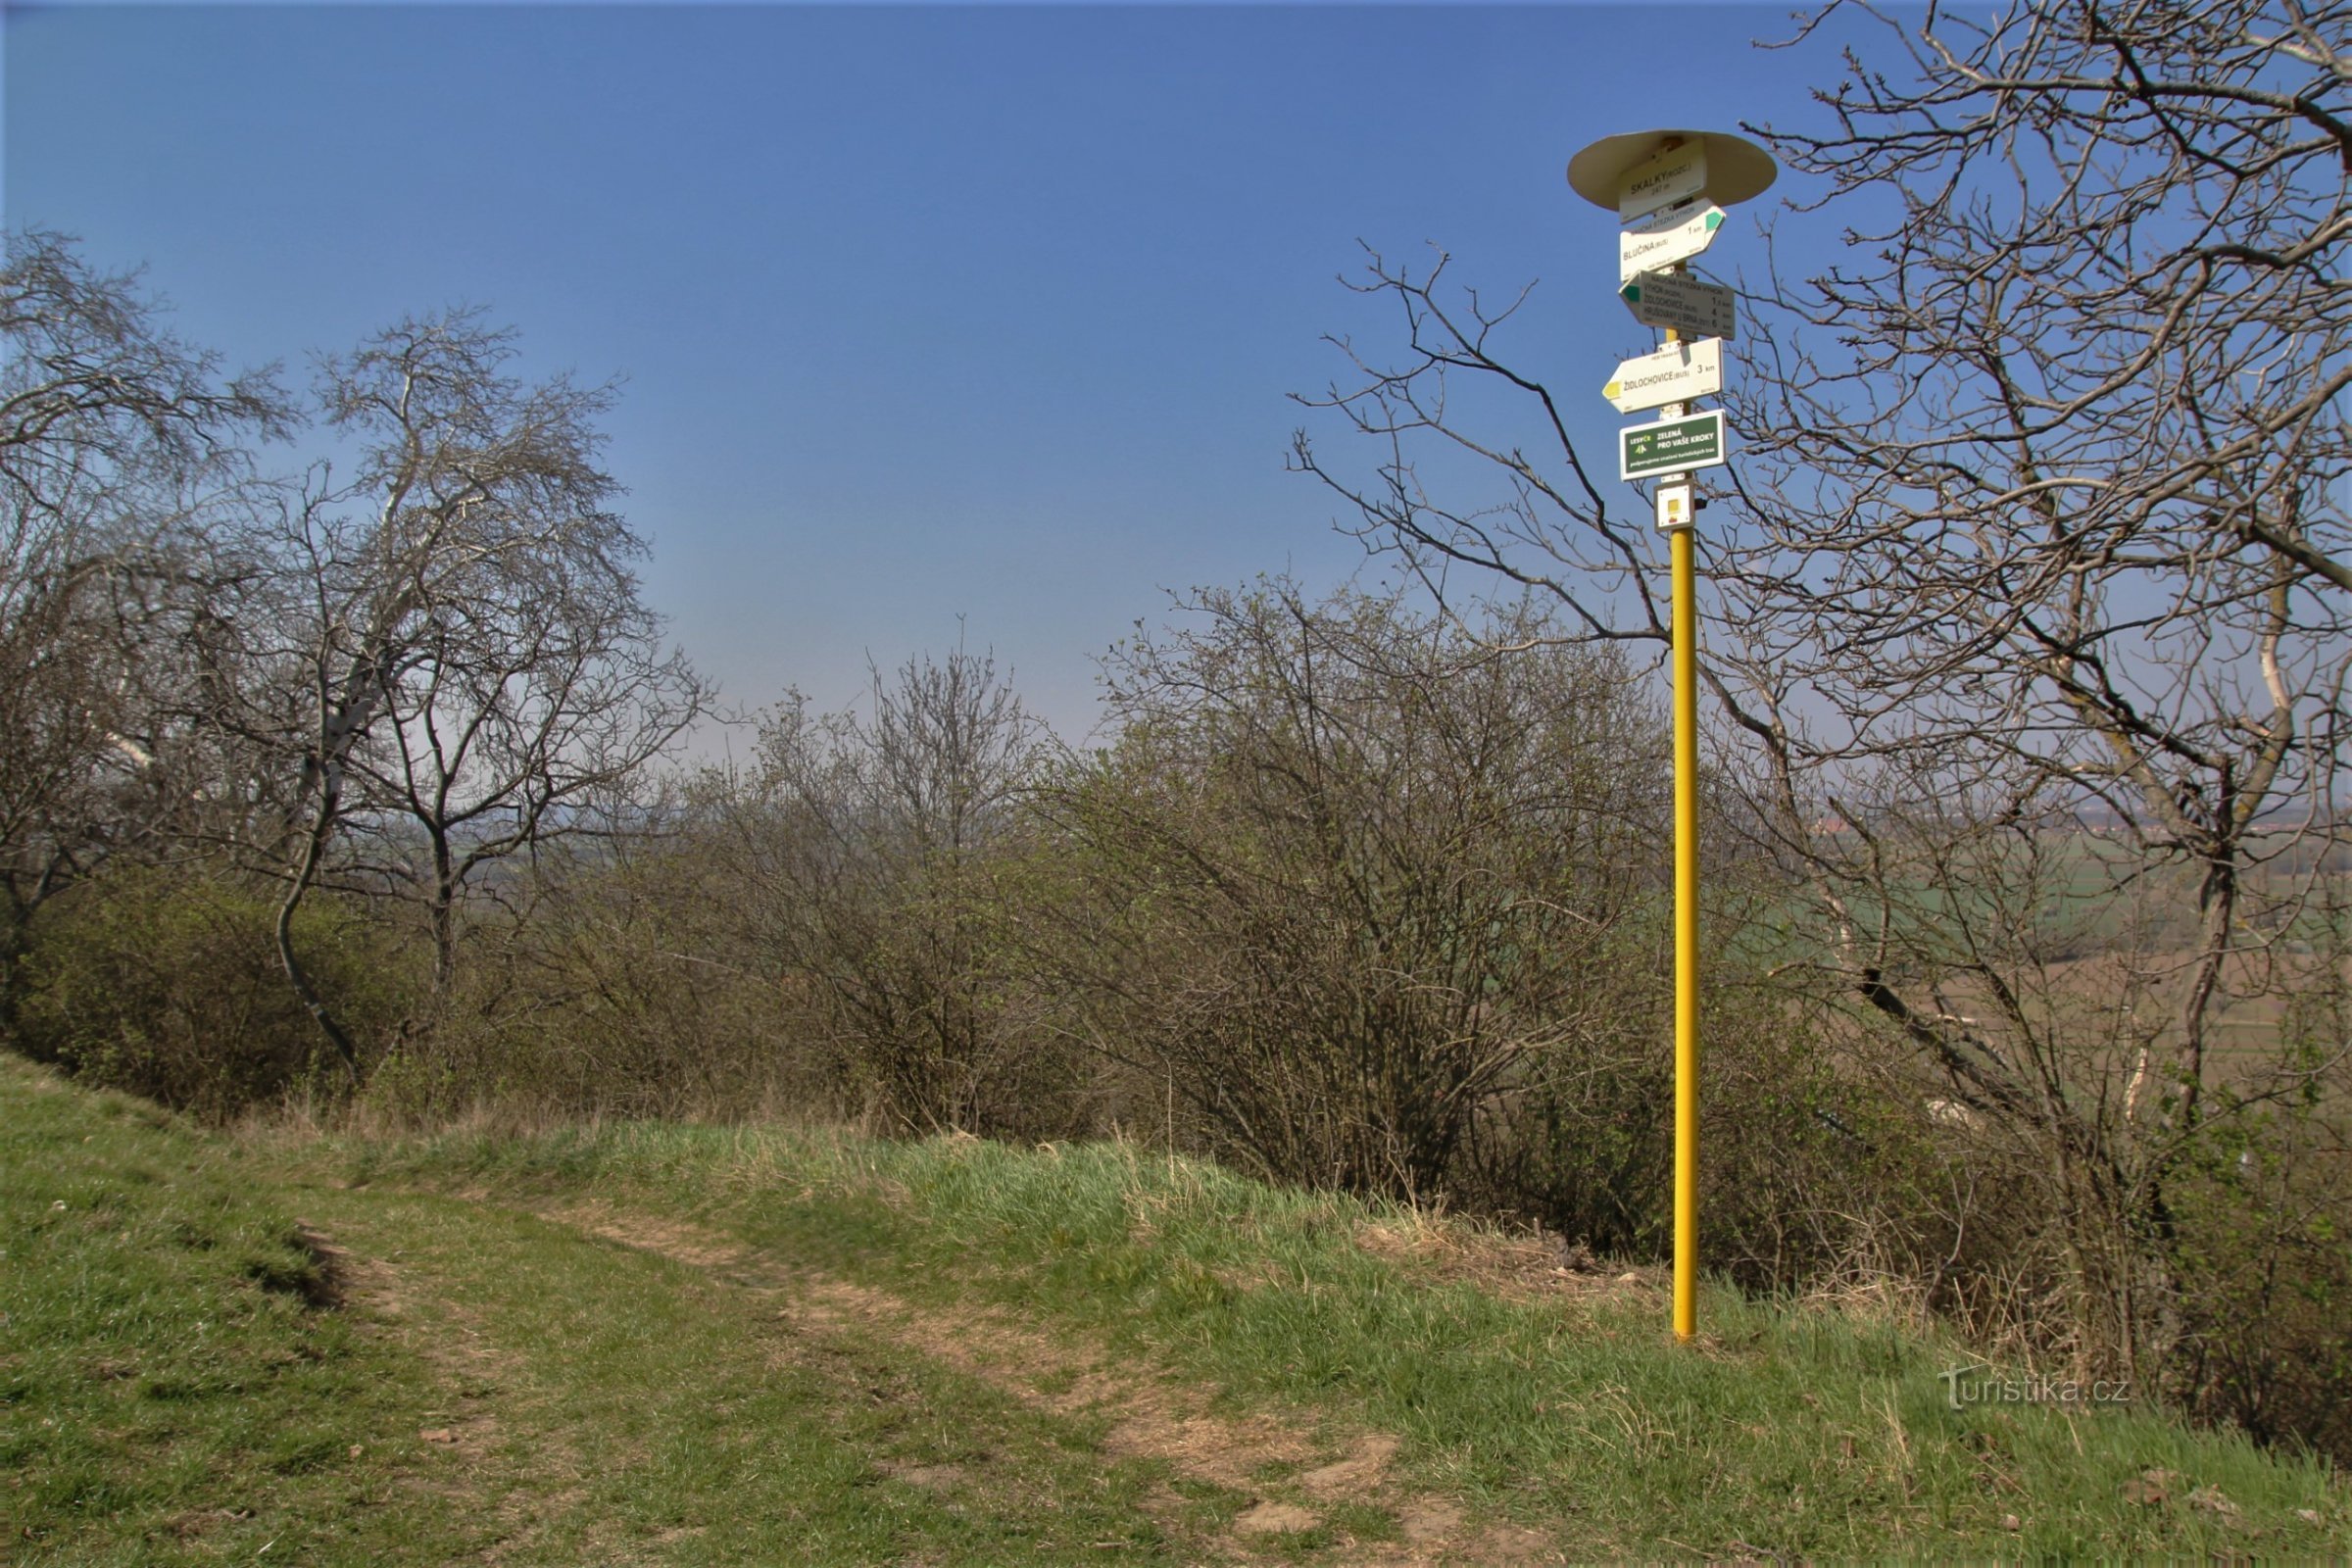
left=1620, top=410, right=1727, bottom=480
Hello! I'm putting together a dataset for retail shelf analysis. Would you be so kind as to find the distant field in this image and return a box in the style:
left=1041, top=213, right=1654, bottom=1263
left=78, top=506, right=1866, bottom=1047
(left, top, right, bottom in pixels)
left=4, top=1055, right=2346, bottom=1563
left=1729, top=824, right=2352, bottom=1078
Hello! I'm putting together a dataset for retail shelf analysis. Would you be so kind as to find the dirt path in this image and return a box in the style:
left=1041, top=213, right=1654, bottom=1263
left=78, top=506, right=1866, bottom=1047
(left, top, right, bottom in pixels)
left=544, top=1200, right=1561, bottom=1564
left=294, top=1211, right=614, bottom=1564
left=273, top=1178, right=1576, bottom=1563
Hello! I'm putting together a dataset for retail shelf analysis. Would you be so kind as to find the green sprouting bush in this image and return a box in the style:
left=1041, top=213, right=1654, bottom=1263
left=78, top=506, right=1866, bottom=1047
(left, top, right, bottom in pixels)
left=9, top=865, right=417, bottom=1116
left=2168, top=1091, right=2352, bottom=1465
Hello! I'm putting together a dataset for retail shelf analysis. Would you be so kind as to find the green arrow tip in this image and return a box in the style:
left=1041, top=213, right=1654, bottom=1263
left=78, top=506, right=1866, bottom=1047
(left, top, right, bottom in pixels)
left=1704, top=212, right=1723, bottom=231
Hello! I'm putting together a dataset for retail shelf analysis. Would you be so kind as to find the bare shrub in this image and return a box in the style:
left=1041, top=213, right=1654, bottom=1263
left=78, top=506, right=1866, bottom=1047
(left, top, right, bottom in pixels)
left=703, top=646, right=1073, bottom=1137
left=1028, top=582, right=1668, bottom=1203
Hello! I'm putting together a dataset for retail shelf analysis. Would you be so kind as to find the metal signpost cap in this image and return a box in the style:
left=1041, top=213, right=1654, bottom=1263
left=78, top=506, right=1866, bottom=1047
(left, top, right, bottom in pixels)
left=1566, top=129, right=1778, bottom=212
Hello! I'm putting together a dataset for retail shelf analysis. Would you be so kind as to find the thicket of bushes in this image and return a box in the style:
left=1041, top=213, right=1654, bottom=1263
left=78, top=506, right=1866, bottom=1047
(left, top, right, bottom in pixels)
left=8, top=866, right=410, bottom=1118
left=8, top=580, right=2345, bottom=1464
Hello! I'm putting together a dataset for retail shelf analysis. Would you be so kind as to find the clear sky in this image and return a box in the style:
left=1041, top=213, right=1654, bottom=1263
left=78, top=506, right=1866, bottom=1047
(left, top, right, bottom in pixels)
left=6, top=1, right=1880, bottom=745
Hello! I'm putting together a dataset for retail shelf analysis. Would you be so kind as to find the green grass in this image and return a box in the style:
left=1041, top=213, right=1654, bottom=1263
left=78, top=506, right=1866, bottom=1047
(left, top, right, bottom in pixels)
left=282, top=1189, right=1207, bottom=1564
left=0, top=1061, right=481, bottom=1565
left=349, top=1117, right=2350, bottom=1559
left=2, top=1056, right=1231, bottom=1565
left=6, top=1053, right=2347, bottom=1562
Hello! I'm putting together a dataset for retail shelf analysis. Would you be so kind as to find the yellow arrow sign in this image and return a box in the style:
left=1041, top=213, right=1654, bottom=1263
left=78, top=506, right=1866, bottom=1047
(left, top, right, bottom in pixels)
left=1601, top=338, right=1723, bottom=414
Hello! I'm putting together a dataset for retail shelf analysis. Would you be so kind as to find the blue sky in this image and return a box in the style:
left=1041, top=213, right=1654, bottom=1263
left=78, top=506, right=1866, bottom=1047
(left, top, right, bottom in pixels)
left=7, top=2, right=1878, bottom=743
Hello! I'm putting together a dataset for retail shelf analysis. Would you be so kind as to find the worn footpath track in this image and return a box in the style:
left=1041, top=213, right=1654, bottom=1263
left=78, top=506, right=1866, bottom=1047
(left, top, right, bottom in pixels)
left=290, top=1184, right=1566, bottom=1565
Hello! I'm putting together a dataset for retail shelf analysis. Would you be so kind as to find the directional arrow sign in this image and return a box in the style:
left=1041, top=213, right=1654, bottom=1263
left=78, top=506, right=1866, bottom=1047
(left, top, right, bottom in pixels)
left=1622, top=270, right=1738, bottom=341
left=1601, top=338, right=1723, bottom=415
left=1620, top=203, right=1725, bottom=283
left=1620, top=410, right=1728, bottom=481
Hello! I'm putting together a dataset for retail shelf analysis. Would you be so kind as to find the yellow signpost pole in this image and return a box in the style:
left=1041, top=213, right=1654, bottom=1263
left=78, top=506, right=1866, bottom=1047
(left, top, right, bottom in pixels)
left=1669, top=508, right=1700, bottom=1343
left=1567, top=127, right=1776, bottom=1346
left=1654, top=318, right=1702, bottom=1346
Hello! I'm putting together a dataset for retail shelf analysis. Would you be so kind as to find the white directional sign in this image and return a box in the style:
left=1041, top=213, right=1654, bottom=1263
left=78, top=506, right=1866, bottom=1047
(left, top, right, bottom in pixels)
left=1621, top=270, right=1738, bottom=340
left=1617, top=143, right=1707, bottom=220
left=1601, top=338, right=1723, bottom=415
left=1619, top=203, right=1726, bottom=283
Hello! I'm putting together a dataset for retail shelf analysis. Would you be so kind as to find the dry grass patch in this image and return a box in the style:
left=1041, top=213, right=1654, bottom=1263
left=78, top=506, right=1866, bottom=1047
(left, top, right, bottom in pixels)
left=1354, top=1213, right=1660, bottom=1306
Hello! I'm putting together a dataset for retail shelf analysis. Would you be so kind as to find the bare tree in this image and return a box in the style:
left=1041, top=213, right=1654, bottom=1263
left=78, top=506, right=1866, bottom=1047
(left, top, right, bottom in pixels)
left=0, top=230, right=283, bottom=1000
left=226, top=309, right=700, bottom=1072
left=1714, top=0, right=2352, bottom=1374
left=1290, top=0, right=2352, bottom=1386
left=354, top=487, right=710, bottom=998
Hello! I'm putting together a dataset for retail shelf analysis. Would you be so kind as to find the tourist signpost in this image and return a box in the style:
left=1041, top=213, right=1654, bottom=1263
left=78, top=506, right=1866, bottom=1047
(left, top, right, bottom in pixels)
left=1567, top=128, right=1776, bottom=1346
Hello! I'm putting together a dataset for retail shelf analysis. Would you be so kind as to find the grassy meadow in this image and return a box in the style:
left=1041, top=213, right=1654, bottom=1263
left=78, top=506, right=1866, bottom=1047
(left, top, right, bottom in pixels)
left=5, top=1054, right=2345, bottom=1563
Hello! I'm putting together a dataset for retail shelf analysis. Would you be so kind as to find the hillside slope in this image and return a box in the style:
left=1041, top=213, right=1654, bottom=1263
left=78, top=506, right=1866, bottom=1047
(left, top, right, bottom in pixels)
left=4, top=1056, right=2344, bottom=1563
